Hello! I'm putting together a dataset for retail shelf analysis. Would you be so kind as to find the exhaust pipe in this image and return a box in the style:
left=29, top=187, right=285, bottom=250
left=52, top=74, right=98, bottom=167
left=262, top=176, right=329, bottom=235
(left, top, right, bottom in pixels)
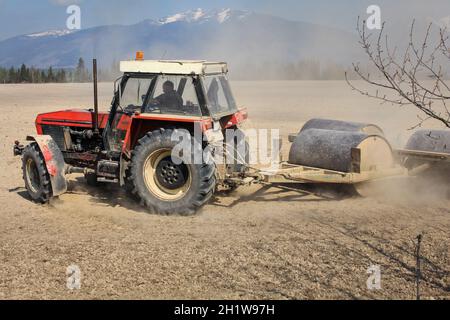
left=92, top=59, right=99, bottom=134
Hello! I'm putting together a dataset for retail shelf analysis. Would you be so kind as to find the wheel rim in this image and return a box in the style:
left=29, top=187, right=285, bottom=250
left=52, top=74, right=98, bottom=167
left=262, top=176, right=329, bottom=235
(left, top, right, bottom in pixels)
left=143, top=149, right=192, bottom=201
left=25, top=158, right=41, bottom=193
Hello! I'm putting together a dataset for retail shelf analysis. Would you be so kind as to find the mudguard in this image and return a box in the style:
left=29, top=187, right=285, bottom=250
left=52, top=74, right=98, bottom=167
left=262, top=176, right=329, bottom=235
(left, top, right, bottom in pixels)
left=26, top=135, right=67, bottom=197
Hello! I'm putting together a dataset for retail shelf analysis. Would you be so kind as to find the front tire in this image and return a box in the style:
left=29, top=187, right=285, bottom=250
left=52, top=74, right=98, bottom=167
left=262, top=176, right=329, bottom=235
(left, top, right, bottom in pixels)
left=22, top=143, right=53, bottom=203
left=128, top=129, right=216, bottom=215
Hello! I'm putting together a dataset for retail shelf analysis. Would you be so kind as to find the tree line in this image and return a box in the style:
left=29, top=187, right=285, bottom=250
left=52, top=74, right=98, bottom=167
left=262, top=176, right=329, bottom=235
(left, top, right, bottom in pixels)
left=0, top=57, right=370, bottom=82
left=0, top=58, right=120, bottom=84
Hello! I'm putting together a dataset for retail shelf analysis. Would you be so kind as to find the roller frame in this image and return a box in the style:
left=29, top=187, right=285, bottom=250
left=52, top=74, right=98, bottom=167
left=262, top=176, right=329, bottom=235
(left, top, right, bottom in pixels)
left=227, top=147, right=407, bottom=185
left=394, top=149, right=450, bottom=163
left=230, top=147, right=450, bottom=186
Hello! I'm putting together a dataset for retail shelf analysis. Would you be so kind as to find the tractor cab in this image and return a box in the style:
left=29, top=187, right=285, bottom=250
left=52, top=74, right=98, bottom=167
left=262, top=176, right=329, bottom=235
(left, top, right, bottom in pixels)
left=116, top=68, right=237, bottom=117
left=105, top=58, right=244, bottom=154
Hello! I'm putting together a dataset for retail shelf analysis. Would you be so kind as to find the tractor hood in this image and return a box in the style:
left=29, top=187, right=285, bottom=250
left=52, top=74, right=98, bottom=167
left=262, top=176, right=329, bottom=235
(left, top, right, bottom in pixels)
left=35, top=109, right=109, bottom=134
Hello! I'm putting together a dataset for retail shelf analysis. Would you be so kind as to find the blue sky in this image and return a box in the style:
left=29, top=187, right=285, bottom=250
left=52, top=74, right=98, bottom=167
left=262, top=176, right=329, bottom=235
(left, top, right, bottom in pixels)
left=0, top=0, right=449, bottom=40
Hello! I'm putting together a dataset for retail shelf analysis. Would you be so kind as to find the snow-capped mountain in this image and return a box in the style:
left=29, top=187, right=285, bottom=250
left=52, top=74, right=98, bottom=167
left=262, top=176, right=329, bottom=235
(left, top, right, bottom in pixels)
left=0, top=8, right=360, bottom=70
left=26, top=29, right=76, bottom=38
left=157, top=8, right=241, bottom=24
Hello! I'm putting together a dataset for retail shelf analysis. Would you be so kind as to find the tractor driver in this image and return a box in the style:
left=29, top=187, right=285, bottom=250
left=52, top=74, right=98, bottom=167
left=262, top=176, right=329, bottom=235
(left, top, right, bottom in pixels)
left=150, top=80, right=183, bottom=112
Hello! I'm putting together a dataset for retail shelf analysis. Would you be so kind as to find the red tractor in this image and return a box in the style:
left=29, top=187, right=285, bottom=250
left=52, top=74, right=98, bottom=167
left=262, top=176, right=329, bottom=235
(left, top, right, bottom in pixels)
left=14, top=55, right=248, bottom=215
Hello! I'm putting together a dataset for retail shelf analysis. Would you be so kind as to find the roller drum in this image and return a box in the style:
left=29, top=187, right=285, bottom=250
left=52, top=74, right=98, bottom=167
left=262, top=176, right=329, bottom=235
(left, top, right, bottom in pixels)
left=404, top=129, right=450, bottom=173
left=300, top=118, right=384, bottom=136
left=406, top=130, right=450, bottom=154
left=289, top=128, right=393, bottom=173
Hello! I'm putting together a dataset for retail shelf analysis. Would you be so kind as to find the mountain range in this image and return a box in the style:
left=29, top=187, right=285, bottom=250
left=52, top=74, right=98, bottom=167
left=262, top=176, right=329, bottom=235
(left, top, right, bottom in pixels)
left=0, top=8, right=363, bottom=72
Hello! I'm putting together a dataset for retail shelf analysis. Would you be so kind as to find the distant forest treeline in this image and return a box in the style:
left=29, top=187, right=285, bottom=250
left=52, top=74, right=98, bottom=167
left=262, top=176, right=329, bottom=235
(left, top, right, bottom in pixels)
left=0, top=58, right=120, bottom=84
left=0, top=57, right=358, bottom=83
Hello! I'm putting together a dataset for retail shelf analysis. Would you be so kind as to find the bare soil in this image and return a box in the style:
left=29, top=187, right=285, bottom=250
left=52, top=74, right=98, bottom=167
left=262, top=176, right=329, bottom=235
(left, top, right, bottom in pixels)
left=0, top=81, right=448, bottom=300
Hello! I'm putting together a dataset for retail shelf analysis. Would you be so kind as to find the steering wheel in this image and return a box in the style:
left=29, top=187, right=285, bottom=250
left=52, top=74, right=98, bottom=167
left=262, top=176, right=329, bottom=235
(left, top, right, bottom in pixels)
left=123, top=104, right=140, bottom=115
left=144, top=99, right=162, bottom=113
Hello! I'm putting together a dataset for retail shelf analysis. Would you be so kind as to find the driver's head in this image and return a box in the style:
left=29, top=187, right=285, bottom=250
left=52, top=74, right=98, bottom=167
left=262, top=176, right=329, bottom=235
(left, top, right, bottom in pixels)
left=163, top=81, right=175, bottom=94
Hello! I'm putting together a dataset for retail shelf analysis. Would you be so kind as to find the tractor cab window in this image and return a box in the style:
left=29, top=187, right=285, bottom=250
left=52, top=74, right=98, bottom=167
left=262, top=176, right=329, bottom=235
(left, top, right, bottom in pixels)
left=203, top=75, right=237, bottom=116
left=108, top=76, right=154, bottom=152
left=120, top=77, right=153, bottom=109
left=144, top=75, right=202, bottom=116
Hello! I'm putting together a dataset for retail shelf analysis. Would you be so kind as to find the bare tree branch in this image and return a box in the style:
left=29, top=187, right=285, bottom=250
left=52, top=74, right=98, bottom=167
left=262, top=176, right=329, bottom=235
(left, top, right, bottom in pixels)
left=346, top=18, right=450, bottom=128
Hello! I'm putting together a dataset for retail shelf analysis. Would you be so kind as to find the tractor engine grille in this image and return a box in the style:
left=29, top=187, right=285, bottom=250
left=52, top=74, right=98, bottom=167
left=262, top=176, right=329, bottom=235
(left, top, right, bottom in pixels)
left=41, top=125, right=66, bottom=151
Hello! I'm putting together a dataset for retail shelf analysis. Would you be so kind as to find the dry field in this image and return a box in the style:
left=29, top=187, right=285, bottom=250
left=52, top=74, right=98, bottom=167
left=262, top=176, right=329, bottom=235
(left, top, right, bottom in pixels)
left=0, top=81, right=449, bottom=300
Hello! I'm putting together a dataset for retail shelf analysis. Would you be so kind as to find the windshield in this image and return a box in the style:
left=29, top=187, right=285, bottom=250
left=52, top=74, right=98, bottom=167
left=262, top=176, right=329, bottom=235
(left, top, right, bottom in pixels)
left=144, top=75, right=202, bottom=116
left=120, top=76, right=154, bottom=108
left=203, top=75, right=237, bottom=116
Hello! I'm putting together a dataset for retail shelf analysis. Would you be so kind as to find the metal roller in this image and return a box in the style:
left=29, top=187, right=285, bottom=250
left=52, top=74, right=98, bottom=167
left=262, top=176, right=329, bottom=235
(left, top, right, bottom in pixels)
left=406, top=130, right=450, bottom=154
left=289, top=128, right=394, bottom=173
left=300, top=118, right=384, bottom=136
left=403, top=129, right=450, bottom=174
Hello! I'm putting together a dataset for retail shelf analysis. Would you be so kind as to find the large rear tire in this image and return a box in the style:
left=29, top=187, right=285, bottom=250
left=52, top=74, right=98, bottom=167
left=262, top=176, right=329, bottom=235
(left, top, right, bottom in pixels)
left=21, top=143, right=53, bottom=203
left=127, top=129, right=216, bottom=215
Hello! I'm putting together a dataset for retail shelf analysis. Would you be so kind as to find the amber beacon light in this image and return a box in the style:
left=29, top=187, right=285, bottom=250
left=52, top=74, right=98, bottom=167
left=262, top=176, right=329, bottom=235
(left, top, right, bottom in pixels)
left=135, top=51, right=144, bottom=61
